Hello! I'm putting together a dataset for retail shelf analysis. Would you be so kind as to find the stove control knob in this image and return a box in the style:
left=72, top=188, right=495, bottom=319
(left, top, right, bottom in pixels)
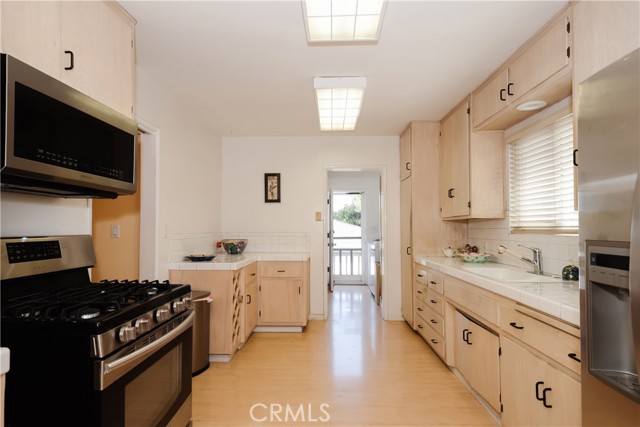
left=172, top=300, right=186, bottom=313
left=183, top=297, right=193, bottom=309
left=135, top=317, right=151, bottom=334
left=155, top=307, right=170, bottom=322
left=118, top=325, right=137, bottom=343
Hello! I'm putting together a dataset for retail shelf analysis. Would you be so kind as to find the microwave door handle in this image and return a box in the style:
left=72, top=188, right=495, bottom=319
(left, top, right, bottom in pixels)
left=631, top=172, right=640, bottom=374
left=98, top=311, right=194, bottom=391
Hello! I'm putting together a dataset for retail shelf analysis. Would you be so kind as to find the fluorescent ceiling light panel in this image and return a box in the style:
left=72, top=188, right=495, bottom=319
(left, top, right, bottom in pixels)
left=303, top=0, right=387, bottom=43
left=314, top=77, right=366, bottom=131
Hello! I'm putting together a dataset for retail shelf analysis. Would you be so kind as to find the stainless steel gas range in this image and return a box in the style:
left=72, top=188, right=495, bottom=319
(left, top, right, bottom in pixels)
left=0, top=235, right=194, bottom=427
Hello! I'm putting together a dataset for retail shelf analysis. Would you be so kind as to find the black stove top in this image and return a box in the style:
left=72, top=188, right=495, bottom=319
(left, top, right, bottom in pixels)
left=2, top=279, right=184, bottom=323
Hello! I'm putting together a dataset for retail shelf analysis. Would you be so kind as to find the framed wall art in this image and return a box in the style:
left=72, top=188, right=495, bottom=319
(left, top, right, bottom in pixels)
left=264, top=173, right=281, bottom=203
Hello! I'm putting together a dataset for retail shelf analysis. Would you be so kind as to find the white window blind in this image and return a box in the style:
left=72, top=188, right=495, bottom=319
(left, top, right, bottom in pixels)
left=508, top=114, right=578, bottom=233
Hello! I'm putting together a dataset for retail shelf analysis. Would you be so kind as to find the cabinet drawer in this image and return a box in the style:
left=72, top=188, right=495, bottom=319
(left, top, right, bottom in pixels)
left=415, top=302, right=445, bottom=337
left=415, top=267, right=429, bottom=286
left=425, top=289, right=444, bottom=316
left=244, top=262, right=258, bottom=282
left=416, top=314, right=445, bottom=359
left=500, top=305, right=581, bottom=374
left=427, top=271, right=444, bottom=294
left=260, top=262, right=303, bottom=278
left=445, top=277, right=498, bottom=326
left=415, top=281, right=429, bottom=302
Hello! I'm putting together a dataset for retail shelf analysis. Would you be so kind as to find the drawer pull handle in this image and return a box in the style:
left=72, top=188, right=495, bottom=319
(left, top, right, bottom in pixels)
left=247, top=295, right=252, bottom=304
left=64, top=50, right=74, bottom=70
left=500, top=88, right=507, bottom=101
left=430, top=319, right=438, bottom=324
left=429, top=280, right=437, bottom=285
left=447, top=188, right=455, bottom=198
left=536, top=381, right=552, bottom=407
left=509, top=322, right=524, bottom=330
left=277, top=270, right=286, bottom=273
left=417, top=324, right=424, bottom=329
left=417, top=290, right=423, bottom=294
left=568, top=353, right=581, bottom=363
left=417, top=307, right=423, bottom=312
left=251, top=273, right=256, bottom=277
left=462, top=328, right=472, bottom=344
left=430, top=339, right=438, bottom=345
left=417, top=274, right=425, bottom=277
left=430, top=299, right=437, bottom=304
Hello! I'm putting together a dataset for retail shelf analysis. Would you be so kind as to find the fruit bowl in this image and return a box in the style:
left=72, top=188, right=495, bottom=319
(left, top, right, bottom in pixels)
left=459, top=253, right=491, bottom=263
left=221, top=239, right=248, bottom=255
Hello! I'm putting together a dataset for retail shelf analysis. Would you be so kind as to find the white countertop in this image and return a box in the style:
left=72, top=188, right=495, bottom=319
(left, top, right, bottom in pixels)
left=414, top=255, right=580, bottom=327
left=169, top=252, right=310, bottom=271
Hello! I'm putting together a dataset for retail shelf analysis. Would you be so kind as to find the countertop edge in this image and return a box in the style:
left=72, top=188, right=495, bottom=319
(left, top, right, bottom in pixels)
left=414, top=255, right=580, bottom=328
left=169, top=252, right=310, bottom=271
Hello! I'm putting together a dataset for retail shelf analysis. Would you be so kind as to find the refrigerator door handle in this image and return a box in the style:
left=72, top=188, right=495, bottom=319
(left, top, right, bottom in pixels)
left=630, top=172, right=640, bottom=374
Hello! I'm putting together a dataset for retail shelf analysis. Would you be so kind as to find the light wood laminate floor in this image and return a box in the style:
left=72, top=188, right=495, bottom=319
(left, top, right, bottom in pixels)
left=192, top=285, right=495, bottom=426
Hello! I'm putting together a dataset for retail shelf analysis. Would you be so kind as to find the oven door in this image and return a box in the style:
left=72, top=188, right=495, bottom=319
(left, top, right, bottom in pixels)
left=95, top=311, right=194, bottom=427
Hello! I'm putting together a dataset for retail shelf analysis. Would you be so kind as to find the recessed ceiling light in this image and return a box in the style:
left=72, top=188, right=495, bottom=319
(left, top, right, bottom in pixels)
left=314, top=77, right=367, bottom=131
left=302, top=0, right=387, bottom=43
left=517, top=100, right=548, bottom=111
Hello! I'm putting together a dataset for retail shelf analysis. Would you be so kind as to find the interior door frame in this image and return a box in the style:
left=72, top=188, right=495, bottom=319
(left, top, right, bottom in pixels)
left=324, top=166, right=386, bottom=319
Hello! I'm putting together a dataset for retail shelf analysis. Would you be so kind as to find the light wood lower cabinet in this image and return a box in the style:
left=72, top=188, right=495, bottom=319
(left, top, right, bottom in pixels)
left=453, top=310, right=501, bottom=412
left=243, top=263, right=258, bottom=340
left=414, top=265, right=447, bottom=360
left=500, top=336, right=581, bottom=426
left=258, top=260, right=309, bottom=327
left=169, top=264, right=255, bottom=358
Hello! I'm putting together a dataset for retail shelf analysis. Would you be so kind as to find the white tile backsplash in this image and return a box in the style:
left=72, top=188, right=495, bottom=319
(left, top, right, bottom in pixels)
left=467, top=218, right=579, bottom=277
left=169, top=231, right=310, bottom=262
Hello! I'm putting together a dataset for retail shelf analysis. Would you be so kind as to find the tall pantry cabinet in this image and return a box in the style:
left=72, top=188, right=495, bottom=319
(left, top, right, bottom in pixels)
left=400, top=121, right=466, bottom=326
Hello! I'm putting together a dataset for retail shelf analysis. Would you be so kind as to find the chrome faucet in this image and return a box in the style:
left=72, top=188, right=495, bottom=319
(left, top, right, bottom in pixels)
left=497, top=244, right=544, bottom=275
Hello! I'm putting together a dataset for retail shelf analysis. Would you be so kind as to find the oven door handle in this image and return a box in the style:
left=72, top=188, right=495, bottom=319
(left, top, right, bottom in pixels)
left=98, top=311, right=194, bottom=390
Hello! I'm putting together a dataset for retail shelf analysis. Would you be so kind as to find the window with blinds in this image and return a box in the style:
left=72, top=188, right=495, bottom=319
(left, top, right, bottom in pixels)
left=508, top=114, right=578, bottom=234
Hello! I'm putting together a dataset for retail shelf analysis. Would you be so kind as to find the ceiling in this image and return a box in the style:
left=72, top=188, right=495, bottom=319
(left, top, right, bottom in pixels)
left=120, top=0, right=568, bottom=137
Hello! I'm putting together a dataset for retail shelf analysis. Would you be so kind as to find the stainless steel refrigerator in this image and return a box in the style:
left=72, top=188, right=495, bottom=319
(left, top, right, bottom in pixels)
left=578, top=47, right=640, bottom=426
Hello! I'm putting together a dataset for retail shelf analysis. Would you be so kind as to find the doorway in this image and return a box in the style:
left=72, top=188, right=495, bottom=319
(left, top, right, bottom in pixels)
left=330, top=191, right=365, bottom=287
left=326, top=170, right=382, bottom=308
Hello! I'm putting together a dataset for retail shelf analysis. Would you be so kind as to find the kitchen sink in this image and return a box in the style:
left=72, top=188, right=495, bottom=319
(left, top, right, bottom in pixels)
left=461, top=265, right=563, bottom=282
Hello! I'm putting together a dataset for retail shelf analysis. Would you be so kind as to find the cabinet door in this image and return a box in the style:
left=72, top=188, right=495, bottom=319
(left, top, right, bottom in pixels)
left=508, top=13, right=570, bottom=101
left=0, top=1, right=61, bottom=78
left=440, top=102, right=470, bottom=218
left=60, top=1, right=135, bottom=118
left=259, top=278, right=303, bottom=325
left=400, top=177, right=413, bottom=325
left=501, top=336, right=581, bottom=426
left=244, top=279, right=258, bottom=339
left=400, top=126, right=412, bottom=180
left=454, top=311, right=500, bottom=412
left=472, top=68, right=509, bottom=127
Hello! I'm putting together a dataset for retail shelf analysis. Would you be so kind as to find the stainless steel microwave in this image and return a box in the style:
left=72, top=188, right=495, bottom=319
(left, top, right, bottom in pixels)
left=1, top=53, right=137, bottom=198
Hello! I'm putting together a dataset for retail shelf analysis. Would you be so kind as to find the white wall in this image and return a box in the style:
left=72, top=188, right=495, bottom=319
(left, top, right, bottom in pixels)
left=221, top=136, right=402, bottom=320
left=1, top=192, right=91, bottom=236
left=135, top=67, right=224, bottom=279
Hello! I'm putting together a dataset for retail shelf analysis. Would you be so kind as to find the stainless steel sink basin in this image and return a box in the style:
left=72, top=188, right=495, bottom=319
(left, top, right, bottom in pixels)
left=461, top=265, right=563, bottom=282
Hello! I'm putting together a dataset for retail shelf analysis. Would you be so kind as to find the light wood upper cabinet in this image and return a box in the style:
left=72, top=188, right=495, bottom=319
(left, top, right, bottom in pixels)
left=439, top=100, right=504, bottom=220
left=0, top=0, right=135, bottom=118
left=472, top=6, right=572, bottom=131
left=258, top=260, right=309, bottom=327
left=500, top=336, right=581, bottom=426
left=400, top=128, right=412, bottom=181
